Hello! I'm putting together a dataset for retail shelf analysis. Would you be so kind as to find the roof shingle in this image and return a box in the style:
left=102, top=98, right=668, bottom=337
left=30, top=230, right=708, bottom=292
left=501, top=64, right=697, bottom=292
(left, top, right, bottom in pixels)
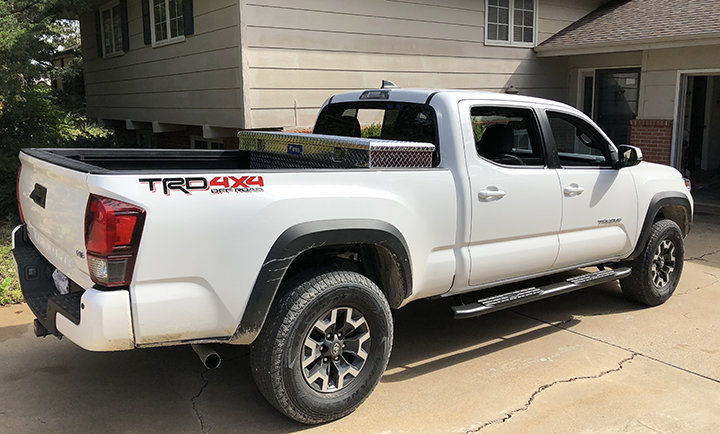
left=537, top=0, right=720, bottom=52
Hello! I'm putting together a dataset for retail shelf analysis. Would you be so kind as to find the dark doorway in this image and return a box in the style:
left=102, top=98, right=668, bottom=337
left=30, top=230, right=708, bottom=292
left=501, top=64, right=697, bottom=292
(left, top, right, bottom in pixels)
left=681, top=75, right=720, bottom=206
left=685, top=77, right=707, bottom=172
left=594, top=68, right=641, bottom=146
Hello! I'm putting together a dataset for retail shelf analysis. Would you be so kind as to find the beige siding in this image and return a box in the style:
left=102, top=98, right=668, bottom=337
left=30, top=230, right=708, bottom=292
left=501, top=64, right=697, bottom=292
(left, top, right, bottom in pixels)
left=565, top=46, right=720, bottom=120
left=538, top=0, right=604, bottom=43
left=244, top=0, right=605, bottom=129
left=81, top=0, right=244, bottom=129
left=641, top=46, right=720, bottom=119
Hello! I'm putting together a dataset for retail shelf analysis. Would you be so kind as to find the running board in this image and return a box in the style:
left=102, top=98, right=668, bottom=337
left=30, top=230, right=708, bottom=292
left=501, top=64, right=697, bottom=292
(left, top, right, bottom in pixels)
left=452, top=267, right=631, bottom=320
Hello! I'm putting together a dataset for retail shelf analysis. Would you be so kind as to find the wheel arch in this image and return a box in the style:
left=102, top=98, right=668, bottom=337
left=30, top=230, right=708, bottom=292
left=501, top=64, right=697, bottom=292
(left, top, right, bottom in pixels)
left=627, top=192, right=692, bottom=261
left=232, top=219, right=411, bottom=344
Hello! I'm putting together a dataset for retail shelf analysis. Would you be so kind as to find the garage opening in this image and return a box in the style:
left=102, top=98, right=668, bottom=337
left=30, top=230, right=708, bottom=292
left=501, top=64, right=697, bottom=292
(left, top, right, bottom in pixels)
left=678, top=74, right=720, bottom=206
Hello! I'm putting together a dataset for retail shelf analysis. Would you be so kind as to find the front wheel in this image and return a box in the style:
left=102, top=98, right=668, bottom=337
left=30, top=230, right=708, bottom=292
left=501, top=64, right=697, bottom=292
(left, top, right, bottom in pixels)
left=250, top=270, right=393, bottom=424
left=621, top=219, right=685, bottom=306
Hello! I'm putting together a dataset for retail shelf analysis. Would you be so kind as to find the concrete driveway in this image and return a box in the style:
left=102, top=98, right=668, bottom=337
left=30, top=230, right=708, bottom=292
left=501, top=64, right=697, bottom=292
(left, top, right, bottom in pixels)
left=2, top=212, right=719, bottom=433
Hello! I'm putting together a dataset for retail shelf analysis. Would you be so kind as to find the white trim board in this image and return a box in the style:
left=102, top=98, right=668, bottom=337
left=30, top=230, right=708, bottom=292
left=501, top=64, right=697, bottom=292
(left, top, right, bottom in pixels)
left=671, top=69, right=720, bottom=169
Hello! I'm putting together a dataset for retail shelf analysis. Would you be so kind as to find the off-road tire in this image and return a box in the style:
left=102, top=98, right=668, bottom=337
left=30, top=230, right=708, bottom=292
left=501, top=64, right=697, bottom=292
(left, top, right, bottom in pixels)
left=250, top=270, right=393, bottom=424
left=621, top=219, right=684, bottom=306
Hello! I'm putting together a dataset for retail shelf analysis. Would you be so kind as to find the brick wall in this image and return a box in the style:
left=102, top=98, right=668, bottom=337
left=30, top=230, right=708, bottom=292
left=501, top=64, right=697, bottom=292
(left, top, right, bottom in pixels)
left=629, top=119, right=673, bottom=165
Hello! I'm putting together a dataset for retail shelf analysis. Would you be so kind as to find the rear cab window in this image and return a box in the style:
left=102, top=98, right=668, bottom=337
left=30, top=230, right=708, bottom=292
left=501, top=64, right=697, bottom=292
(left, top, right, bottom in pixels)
left=314, top=102, right=440, bottom=166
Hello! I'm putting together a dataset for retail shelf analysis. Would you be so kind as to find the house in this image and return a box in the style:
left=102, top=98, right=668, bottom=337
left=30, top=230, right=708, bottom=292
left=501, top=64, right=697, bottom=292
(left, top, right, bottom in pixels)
left=50, top=46, right=84, bottom=108
left=536, top=0, right=720, bottom=185
left=77, top=0, right=720, bottom=181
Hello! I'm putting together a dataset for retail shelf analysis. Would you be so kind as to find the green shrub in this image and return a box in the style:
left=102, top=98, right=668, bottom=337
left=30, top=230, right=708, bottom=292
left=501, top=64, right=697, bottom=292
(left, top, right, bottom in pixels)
left=0, top=85, right=112, bottom=221
left=361, top=123, right=382, bottom=138
left=0, top=219, right=22, bottom=305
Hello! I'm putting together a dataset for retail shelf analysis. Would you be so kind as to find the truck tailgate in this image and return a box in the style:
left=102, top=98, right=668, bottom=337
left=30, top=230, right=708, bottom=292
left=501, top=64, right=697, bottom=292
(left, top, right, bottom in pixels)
left=18, top=151, right=94, bottom=288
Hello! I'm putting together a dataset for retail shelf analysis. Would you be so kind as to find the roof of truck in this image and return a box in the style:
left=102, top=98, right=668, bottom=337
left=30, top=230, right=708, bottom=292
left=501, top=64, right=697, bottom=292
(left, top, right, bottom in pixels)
left=329, top=88, right=575, bottom=111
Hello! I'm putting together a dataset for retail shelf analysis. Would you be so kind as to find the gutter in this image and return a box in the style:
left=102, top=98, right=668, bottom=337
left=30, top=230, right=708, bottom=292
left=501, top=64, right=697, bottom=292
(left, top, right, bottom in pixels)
left=535, top=32, right=720, bottom=57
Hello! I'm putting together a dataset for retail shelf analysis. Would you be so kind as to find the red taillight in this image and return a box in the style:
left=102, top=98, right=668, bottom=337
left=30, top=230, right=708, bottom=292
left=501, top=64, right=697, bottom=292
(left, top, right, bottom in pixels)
left=17, top=165, right=25, bottom=223
left=85, top=195, right=146, bottom=288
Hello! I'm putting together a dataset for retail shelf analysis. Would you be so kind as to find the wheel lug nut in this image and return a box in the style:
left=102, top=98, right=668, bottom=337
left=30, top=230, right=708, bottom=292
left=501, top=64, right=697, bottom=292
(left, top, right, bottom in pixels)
left=327, top=334, right=332, bottom=339
left=323, top=357, right=328, bottom=362
left=334, top=356, right=339, bottom=361
left=342, top=344, right=346, bottom=348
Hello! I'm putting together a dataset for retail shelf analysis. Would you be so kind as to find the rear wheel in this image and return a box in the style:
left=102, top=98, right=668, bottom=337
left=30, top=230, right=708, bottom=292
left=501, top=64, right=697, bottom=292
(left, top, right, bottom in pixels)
left=621, top=219, right=684, bottom=306
left=250, top=270, right=393, bottom=424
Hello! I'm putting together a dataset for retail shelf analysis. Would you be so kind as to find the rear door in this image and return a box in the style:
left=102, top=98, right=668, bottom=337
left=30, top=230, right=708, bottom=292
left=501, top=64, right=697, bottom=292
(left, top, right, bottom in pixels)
left=17, top=152, right=94, bottom=288
left=542, top=109, right=638, bottom=268
left=460, top=101, right=563, bottom=286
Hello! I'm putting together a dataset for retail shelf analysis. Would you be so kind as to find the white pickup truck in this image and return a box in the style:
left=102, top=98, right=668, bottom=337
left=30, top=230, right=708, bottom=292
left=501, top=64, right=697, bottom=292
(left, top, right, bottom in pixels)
left=13, top=86, right=693, bottom=424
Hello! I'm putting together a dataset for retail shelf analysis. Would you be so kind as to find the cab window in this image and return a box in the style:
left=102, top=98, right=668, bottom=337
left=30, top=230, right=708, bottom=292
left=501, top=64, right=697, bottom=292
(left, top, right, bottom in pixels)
left=314, top=102, right=439, bottom=166
left=472, top=106, right=545, bottom=167
left=547, top=111, right=614, bottom=167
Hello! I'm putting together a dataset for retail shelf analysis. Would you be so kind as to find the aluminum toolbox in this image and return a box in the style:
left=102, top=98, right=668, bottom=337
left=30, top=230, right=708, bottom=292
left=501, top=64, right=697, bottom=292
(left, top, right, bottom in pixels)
left=237, top=131, right=435, bottom=169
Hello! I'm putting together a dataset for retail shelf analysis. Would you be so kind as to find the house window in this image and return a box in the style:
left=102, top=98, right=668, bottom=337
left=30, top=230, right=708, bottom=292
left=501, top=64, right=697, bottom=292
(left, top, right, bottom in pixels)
left=151, top=0, right=184, bottom=45
left=486, top=0, right=536, bottom=46
left=137, top=131, right=157, bottom=148
left=576, top=68, right=641, bottom=146
left=100, top=2, right=124, bottom=56
left=191, top=137, right=225, bottom=150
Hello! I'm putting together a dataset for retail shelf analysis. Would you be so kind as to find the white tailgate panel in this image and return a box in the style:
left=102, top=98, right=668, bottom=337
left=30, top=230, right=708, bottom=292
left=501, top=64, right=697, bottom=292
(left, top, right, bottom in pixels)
left=18, top=153, right=93, bottom=288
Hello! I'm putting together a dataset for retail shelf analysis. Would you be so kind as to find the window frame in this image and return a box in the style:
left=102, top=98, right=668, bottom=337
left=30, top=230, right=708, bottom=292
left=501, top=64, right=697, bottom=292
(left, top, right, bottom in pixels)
left=470, top=105, right=549, bottom=169
left=191, top=136, right=225, bottom=150
left=544, top=110, right=619, bottom=170
left=485, top=0, right=538, bottom=48
left=99, top=1, right=125, bottom=58
left=149, top=0, right=186, bottom=47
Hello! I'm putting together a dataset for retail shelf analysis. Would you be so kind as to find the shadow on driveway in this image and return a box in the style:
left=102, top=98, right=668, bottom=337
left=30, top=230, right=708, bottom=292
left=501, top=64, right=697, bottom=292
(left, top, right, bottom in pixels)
left=0, top=278, right=646, bottom=433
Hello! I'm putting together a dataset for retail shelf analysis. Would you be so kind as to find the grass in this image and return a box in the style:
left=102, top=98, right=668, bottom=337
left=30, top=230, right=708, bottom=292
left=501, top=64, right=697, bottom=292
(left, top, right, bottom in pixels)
left=0, top=219, right=23, bottom=305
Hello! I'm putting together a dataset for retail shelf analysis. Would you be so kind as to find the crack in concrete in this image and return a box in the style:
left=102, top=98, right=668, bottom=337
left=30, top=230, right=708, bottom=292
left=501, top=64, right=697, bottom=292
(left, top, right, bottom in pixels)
left=634, top=419, right=666, bottom=433
left=687, top=248, right=720, bottom=262
left=191, top=370, right=210, bottom=433
left=675, top=274, right=720, bottom=296
left=512, top=311, right=720, bottom=385
left=465, top=354, right=637, bottom=432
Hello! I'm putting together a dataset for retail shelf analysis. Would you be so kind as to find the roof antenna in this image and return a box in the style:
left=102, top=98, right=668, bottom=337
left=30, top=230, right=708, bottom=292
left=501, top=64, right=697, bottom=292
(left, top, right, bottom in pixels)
left=381, top=80, right=398, bottom=89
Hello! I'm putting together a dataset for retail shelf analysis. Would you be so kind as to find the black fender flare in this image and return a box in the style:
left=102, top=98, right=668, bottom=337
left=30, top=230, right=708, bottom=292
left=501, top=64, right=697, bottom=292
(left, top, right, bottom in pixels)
left=232, top=219, right=411, bottom=344
left=627, top=192, right=692, bottom=261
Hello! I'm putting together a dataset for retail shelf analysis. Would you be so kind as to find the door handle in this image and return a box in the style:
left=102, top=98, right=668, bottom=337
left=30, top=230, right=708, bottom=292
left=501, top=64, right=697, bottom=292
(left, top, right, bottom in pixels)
left=478, top=188, right=507, bottom=201
left=563, top=184, right=585, bottom=197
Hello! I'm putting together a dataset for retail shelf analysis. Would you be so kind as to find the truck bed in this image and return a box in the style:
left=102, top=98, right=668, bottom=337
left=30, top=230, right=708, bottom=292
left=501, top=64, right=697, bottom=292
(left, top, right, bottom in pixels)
left=22, top=131, right=436, bottom=174
left=21, top=148, right=252, bottom=174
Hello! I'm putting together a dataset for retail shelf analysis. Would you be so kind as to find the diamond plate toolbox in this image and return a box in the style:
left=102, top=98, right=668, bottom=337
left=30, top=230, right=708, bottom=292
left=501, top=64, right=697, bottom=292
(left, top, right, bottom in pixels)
left=238, top=131, right=435, bottom=169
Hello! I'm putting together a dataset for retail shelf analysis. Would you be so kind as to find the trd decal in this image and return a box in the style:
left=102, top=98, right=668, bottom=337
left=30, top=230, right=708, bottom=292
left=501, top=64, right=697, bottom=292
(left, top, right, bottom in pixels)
left=139, top=176, right=264, bottom=195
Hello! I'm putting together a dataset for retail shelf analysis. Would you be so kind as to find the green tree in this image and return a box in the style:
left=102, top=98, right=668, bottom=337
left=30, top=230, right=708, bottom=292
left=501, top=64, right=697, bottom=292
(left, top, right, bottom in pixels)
left=1, top=0, right=111, bottom=220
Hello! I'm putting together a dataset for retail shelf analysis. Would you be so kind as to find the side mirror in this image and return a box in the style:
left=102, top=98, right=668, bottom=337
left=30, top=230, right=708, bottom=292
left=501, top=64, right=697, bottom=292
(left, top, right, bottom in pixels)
left=615, top=145, right=643, bottom=169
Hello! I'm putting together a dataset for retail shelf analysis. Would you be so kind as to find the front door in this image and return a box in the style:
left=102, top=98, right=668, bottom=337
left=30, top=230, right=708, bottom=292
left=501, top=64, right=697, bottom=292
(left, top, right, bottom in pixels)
left=464, top=104, right=562, bottom=286
left=544, top=110, right=638, bottom=268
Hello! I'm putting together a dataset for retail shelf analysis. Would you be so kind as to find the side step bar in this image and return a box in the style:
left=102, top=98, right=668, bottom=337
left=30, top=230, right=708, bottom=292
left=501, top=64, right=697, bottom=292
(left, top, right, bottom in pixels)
left=452, top=267, right=631, bottom=320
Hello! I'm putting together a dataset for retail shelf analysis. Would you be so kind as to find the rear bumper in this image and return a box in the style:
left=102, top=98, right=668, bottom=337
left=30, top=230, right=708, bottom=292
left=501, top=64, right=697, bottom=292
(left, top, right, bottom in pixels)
left=12, top=225, right=135, bottom=351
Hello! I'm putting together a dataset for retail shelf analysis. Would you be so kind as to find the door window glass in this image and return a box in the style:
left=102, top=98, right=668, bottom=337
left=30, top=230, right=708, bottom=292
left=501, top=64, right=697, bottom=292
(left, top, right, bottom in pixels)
left=472, top=107, right=545, bottom=166
left=547, top=111, right=613, bottom=167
